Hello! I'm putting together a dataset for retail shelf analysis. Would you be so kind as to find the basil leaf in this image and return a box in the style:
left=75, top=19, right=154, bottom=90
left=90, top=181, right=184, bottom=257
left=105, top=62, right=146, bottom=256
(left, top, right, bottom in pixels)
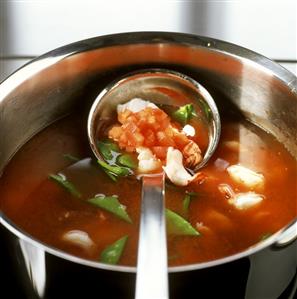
left=100, top=235, right=128, bottom=264
left=49, top=174, right=82, bottom=198
left=87, top=195, right=132, bottom=223
left=97, top=160, right=130, bottom=176
left=117, top=154, right=137, bottom=169
left=172, top=104, right=196, bottom=125
left=166, top=209, right=199, bottom=236
left=63, top=154, right=80, bottom=162
left=97, top=140, right=120, bottom=161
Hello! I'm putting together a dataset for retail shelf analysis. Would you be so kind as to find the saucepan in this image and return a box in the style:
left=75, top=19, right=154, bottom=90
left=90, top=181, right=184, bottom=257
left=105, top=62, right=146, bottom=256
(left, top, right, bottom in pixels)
left=0, top=32, right=296, bottom=299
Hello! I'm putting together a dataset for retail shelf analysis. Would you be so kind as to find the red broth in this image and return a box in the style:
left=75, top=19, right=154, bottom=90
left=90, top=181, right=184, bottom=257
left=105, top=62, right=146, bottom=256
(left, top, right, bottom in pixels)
left=0, top=111, right=296, bottom=266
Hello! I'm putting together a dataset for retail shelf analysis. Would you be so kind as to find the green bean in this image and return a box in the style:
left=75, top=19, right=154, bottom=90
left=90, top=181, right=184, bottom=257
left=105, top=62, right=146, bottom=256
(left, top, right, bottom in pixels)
left=100, top=235, right=129, bottom=264
left=166, top=209, right=199, bottom=236
left=49, top=174, right=81, bottom=198
left=87, top=195, right=132, bottom=223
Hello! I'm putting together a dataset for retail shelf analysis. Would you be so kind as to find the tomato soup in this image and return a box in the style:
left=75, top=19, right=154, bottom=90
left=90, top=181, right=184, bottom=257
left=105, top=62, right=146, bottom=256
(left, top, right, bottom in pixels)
left=0, top=103, right=296, bottom=266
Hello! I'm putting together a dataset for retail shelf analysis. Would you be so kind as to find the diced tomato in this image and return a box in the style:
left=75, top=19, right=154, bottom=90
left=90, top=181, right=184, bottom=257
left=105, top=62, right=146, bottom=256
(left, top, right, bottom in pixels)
left=118, top=109, right=131, bottom=124
left=173, top=130, right=189, bottom=149
left=125, top=146, right=135, bottom=152
left=123, top=121, right=138, bottom=134
left=108, top=126, right=122, bottom=140
left=144, top=129, right=156, bottom=147
left=152, top=146, right=168, bottom=160
left=108, top=106, right=194, bottom=155
left=156, top=131, right=175, bottom=147
left=134, top=132, right=145, bottom=146
left=126, top=115, right=138, bottom=124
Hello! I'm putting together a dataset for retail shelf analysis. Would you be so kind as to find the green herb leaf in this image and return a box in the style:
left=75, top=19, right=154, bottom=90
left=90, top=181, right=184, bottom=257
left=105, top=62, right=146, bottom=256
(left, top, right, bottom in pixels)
left=166, top=209, right=199, bottom=236
left=172, top=104, right=196, bottom=125
left=182, top=194, right=191, bottom=215
left=100, top=235, right=128, bottom=264
left=97, top=160, right=130, bottom=176
left=97, top=140, right=120, bottom=161
left=63, top=154, right=80, bottom=162
left=117, top=154, right=137, bottom=169
left=101, top=168, right=118, bottom=182
left=97, top=139, right=135, bottom=181
left=87, top=195, right=132, bottom=223
left=49, top=174, right=82, bottom=198
left=186, top=191, right=200, bottom=197
left=182, top=191, right=199, bottom=216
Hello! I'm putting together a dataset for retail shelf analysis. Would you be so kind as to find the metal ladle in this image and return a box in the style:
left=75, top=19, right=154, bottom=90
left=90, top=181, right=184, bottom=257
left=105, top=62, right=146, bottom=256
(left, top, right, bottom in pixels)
left=87, top=69, right=221, bottom=299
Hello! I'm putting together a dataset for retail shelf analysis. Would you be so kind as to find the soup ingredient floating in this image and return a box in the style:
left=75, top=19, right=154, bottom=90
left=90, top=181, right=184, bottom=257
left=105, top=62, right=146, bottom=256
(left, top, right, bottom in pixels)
left=62, top=230, right=95, bottom=253
left=88, top=194, right=132, bottom=223
left=108, top=98, right=203, bottom=186
left=2, top=111, right=296, bottom=269
left=100, top=235, right=129, bottom=265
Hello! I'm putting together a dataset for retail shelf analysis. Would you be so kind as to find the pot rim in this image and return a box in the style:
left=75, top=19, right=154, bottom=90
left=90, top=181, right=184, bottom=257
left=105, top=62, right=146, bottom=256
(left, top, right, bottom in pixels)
left=0, top=31, right=296, bottom=273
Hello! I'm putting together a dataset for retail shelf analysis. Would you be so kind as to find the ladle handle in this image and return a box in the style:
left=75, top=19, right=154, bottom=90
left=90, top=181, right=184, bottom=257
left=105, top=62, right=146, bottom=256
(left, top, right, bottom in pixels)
left=135, top=173, right=169, bottom=299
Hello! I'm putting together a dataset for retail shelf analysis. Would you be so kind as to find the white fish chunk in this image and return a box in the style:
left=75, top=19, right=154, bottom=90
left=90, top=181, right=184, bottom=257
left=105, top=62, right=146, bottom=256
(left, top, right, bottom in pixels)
left=62, top=230, right=95, bottom=253
left=227, top=164, right=265, bottom=189
left=136, top=147, right=162, bottom=173
left=117, top=98, right=158, bottom=114
left=163, top=147, right=198, bottom=186
left=182, top=124, right=196, bottom=137
left=229, top=192, right=264, bottom=210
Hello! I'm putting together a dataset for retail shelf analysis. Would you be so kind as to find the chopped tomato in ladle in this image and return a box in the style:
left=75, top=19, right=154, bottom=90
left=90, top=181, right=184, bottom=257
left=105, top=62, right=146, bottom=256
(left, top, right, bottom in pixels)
left=108, top=98, right=203, bottom=186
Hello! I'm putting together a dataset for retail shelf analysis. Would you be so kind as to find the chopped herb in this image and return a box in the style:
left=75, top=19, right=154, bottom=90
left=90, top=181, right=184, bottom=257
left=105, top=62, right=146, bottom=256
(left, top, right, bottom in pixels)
left=100, top=235, right=128, bottom=264
left=182, top=194, right=191, bottom=215
left=87, top=195, right=132, bottom=223
left=186, top=191, right=200, bottom=197
left=63, top=154, right=80, bottom=162
left=117, top=154, right=137, bottom=169
left=97, top=160, right=130, bottom=176
left=166, top=209, right=200, bottom=236
left=97, top=140, right=120, bottom=161
left=182, top=191, right=199, bottom=216
left=49, top=174, right=82, bottom=198
left=96, top=140, right=135, bottom=182
left=172, top=104, right=196, bottom=125
left=259, top=232, right=273, bottom=241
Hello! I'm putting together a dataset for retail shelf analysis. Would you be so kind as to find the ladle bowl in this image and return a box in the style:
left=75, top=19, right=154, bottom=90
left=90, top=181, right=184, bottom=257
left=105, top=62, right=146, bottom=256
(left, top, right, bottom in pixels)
left=88, top=69, right=221, bottom=170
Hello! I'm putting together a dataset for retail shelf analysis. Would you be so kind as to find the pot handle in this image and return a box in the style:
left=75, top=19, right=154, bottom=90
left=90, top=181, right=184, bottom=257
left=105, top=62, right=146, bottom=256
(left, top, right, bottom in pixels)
left=273, top=221, right=297, bottom=248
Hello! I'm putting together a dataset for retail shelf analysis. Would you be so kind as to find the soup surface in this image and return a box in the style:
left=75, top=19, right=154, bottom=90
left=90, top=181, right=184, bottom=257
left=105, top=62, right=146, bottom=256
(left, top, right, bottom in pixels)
left=0, top=104, right=296, bottom=266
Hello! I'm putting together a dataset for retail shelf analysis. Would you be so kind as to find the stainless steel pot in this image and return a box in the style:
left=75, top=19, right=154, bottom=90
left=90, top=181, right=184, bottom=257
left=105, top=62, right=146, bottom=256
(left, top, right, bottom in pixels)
left=0, top=32, right=296, bottom=299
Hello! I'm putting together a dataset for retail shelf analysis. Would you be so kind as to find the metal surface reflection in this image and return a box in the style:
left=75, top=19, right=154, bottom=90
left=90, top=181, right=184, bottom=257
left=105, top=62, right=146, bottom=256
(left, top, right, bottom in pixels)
left=246, top=240, right=297, bottom=299
left=19, top=239, right=46, bottom=298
